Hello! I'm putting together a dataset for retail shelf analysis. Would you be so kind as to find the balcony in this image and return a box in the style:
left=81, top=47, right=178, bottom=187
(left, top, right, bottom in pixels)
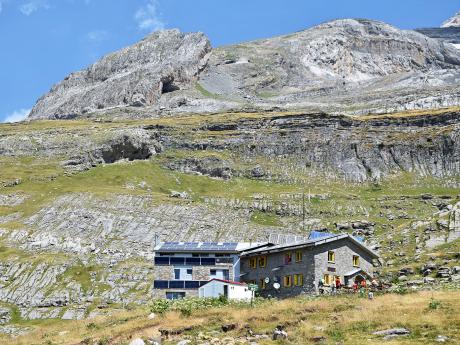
left=153, top=280, right=209, bottom=289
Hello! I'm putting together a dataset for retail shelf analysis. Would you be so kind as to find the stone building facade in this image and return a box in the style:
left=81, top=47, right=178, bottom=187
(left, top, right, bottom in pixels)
left=240, top=234, right=379, bottom=298
left=152, top=242, right=259, bottom=299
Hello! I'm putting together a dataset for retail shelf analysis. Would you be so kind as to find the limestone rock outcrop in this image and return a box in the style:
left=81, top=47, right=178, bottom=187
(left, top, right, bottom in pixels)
left=29, top=29, right=211, bottom=119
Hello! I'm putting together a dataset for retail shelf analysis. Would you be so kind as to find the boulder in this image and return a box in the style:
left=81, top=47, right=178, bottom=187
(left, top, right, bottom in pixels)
left=0, top=307, right=11, bottom=325
left=373, top=328, right=410, bottom=336
left=129, top=339, right=146, bottom=345
left=423, top=277, right=436, bottom=284
left=436, top=335, right=449, bottom=342
left=398, top=275, right=408, bottom=282
left=222, top=323, right=237, bottom=332
left=170, top=191, right=190, bottom=199
left=250, top=166, right=265, bottom=178
left=273, top=325, right=288, bottom=340
left=176, top=341, right=191, bottom=345
left=436, top=267, right=451, bottom=278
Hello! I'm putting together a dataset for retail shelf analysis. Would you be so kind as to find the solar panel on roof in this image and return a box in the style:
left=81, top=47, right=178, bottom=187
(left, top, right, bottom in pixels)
left=158, top=242, right=239, bottom=252
left=308, top=231, right=335, bottom=240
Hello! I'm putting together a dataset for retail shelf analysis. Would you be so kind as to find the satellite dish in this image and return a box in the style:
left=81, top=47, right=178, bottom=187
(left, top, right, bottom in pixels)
left=273, top=282, right=280, bottom=290
left=265, top=277, right=270, bottom=284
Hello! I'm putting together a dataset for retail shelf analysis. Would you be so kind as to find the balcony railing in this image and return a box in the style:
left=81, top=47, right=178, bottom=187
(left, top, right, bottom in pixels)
left=154, top=256, right=233, bottom=266
left=153, top=280, right=209, bottom=289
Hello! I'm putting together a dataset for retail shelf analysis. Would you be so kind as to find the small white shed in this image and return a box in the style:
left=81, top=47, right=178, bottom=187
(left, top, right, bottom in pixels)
left=199, top=279, right=253, bottom=300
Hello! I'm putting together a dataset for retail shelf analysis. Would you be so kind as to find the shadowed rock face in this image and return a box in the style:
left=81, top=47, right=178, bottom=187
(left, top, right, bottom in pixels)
left=28, top=29, right=211, bottom=119
left=28, top=19, right=460, bottom=119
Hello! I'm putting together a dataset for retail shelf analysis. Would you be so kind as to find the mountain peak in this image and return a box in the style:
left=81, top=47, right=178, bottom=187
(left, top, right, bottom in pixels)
left=441, top=11, right=460, bottom=28
left=29, top=29, right=211, bottom=120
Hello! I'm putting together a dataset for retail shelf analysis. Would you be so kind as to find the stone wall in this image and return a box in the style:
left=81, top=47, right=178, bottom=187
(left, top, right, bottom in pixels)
left=153, top=265, right=173, bottom=280
left=240, top=237, right=376, bottom=298
left=152, top=261, right=234, bottom=299
left=241, top=249, right=316, bottom=298
left=312, top=238, right=375, bottom=288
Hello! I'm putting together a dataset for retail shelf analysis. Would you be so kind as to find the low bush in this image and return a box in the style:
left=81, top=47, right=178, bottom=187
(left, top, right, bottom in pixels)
left=428, top=298, right=441, bottom=310
left=150, top=297, right=263, bottom=316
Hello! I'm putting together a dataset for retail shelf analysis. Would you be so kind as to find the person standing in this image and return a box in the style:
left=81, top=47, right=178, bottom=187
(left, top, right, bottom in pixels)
left=359, top=279, right=367, bottom=297
left=335, top=277, right=341, bottom=290
left=318, top=278, right=325, bottom=295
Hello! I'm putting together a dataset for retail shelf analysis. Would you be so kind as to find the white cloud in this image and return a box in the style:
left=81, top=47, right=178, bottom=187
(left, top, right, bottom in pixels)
left=19, top=0, right=49, bottom=16
left=87, top=30, right=109, bottom=43
left=4, top=108, right=30, bottom=123
left=134, top=0, right=165, bottom=32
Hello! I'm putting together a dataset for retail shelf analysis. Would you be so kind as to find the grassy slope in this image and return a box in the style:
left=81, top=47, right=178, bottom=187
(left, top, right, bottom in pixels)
left=0, top=108, right=459, bottom=339
left=4, top=290, right=459, bottom=345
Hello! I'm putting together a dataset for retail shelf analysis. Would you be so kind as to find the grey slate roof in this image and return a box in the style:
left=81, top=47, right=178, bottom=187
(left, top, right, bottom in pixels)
left=240, top=234, right=379, bottom=259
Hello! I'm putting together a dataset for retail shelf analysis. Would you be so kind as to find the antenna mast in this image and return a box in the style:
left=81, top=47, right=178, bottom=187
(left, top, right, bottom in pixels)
left=302, top=191, right=306, bottom=233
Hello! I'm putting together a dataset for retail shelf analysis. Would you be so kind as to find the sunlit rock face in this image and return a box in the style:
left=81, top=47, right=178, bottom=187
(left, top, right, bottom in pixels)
left=29, top=29, right=211, bottom=119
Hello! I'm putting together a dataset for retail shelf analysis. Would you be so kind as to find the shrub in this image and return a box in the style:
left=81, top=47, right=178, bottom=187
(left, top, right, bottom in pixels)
left=428, top=298, right=441, bottom=310
left=149, top=297, right=257, bottom=316
left=394, top=286, right=410, bottom=295
left=150, top=299, right=171, bottom=314
left=97, top=337, right=110, bottom=345
left=86, top=322, right=98, bottom=330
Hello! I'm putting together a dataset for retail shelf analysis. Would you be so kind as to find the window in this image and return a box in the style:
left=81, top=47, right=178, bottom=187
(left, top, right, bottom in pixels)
left=295, top=250, right=302, bottom=262
left=293, top=274, right=303, bottom=286
left=210, top=269, right=230, bottom=280
left=174, top=269, right=180, bottom=280
left=328, top=251, right=335, bottom=263
left=323, top=274, right=332, bottom=286
left=166, top=291, right=185, bottom=300
left=174, top=267, right=192, bottom=280
left=250, top=257, right=257, bottom=269
left=223, top=269, right=230, bottom=280
left=259, top=279, right=266, bottom=290
left=284, top=275, right=292, bottom=287
left=294, top=274, right=303, bottom=286
left=353, top=255, right=360, bottom=267
left=284, top=252, right=292, bottom=265
left=258, top=256, right=267, bottom=268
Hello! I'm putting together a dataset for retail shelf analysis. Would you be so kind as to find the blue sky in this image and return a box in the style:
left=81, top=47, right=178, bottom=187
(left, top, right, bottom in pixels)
left=0, top=0, right=459, bottom=122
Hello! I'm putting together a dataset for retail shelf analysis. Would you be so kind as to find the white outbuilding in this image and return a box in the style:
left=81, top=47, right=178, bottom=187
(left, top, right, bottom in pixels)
left=198, top=279, right=253, bottom=300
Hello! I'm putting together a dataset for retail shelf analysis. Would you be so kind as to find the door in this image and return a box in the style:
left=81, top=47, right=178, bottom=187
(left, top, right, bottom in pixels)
left=223, top=284, right=228, bottom=298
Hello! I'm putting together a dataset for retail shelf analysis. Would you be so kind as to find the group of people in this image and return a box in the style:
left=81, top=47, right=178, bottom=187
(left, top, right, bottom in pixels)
left=317, top=276, right=343, bottom=295
left=318, top=277, right=379, bottom=297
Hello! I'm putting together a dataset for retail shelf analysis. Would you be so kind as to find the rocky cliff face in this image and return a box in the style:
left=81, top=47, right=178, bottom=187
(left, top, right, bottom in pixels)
left=29, top=18, right=460, bottom=120
left=29, top=30, right=211, bottom=119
